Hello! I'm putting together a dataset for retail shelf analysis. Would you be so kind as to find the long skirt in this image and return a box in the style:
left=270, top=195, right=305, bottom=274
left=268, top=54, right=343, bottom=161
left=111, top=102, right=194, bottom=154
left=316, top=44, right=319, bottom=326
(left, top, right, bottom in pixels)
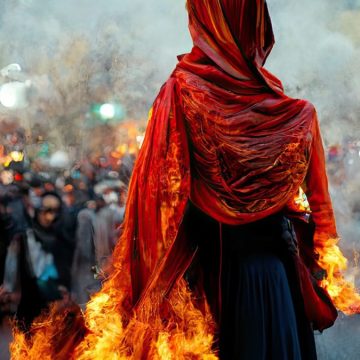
left=185, top=202, right=317, bottom=360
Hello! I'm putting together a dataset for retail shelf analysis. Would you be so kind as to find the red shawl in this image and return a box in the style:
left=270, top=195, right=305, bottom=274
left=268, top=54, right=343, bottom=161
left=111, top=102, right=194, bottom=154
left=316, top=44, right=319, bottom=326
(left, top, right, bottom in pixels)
left=13, top=2, right=360, bottom=358
left=105, top=0, right=341, bottom=331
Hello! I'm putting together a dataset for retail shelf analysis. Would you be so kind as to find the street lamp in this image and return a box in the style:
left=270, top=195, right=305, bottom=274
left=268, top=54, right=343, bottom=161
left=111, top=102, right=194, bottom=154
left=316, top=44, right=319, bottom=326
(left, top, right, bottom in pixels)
left=99, top=103, right=116, bottom=119
left=0, top=64, right=31, bottom=109
left=89, top=102, right=126, bottom=125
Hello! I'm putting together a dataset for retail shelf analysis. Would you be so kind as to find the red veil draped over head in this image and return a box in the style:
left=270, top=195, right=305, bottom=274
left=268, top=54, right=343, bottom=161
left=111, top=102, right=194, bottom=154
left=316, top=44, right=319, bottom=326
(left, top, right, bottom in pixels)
left=101, top=0, right=347, bottom=338
left=12, top=1, right=360, bottom=358
left=107, top=0, right=346, bottom=334
left=179, top=0, right=314, bottom=224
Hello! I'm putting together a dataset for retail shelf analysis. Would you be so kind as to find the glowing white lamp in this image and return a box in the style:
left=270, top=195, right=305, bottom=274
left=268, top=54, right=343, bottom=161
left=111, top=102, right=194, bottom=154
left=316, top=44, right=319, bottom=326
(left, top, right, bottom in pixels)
left=99, top=103, right=116, bottom=119
left=0, top=81, right=29, bottom=109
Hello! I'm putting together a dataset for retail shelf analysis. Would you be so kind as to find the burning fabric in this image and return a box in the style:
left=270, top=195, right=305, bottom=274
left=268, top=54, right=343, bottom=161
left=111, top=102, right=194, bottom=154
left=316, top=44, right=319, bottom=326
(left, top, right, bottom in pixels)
left=10, top=0, right=360, bottom=359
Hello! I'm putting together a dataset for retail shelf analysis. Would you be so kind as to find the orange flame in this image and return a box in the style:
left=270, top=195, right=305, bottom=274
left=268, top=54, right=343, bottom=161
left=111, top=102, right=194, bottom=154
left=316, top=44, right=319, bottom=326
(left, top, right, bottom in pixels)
left=73, top=277, right=217, bottom=359
left=11, top=302, right=86, bottom=360
left=11, top=184, right=360, bottom=357
left=11, top=277, right=217, bottom=359
left=316, top=238, right=360, bottom=315
left=290, top=188, right=360, bottom=314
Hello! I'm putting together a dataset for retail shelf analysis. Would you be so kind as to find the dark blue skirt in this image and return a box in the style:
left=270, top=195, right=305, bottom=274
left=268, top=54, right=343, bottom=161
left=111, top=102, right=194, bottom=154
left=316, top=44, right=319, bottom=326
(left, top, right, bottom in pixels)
left=220, top=251, right=302, bottom=359
left=185, top=203, right=317, bottom=360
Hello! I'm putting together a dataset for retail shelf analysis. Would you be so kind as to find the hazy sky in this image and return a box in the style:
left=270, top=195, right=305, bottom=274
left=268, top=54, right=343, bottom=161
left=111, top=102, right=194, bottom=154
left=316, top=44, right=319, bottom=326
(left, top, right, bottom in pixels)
left=0, top=0, right=359, bottom=131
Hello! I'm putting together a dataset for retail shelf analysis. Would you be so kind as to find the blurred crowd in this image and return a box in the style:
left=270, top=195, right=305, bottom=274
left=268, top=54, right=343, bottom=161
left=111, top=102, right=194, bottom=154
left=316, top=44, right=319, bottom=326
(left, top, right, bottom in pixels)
left=0, top=147, right=134, bottom=330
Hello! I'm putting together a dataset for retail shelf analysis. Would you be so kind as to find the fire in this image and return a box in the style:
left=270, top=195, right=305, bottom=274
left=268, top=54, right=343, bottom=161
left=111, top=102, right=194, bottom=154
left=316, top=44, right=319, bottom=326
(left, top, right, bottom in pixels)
left=73, top=278, right=217, bottom=359
left=9, top=236, right=360, bottom=358
left=11, top=276, right=217, bottom=359
left=11, top=302, right=87, bottom=360
left=75, top=292, right=127, bottom=359
left=289, top=188, right=360, bottom=314
left=156, top=333, right=173, bottom=360
left=9, top=186, right=360, bottom=358
left=317, top=238, right=360, bottom=315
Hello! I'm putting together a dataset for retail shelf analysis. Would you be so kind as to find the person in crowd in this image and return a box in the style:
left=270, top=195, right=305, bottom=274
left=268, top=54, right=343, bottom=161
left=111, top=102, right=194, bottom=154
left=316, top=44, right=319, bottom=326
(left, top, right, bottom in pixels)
left=15, top=191, right=74, bottom=329
left=94, top=187, right=124, bottom=269
left=118, top=153, right=136, bottom=185
left=71, top=199, right=100, bottom=306
left=72, top=186, right=125, bottom=306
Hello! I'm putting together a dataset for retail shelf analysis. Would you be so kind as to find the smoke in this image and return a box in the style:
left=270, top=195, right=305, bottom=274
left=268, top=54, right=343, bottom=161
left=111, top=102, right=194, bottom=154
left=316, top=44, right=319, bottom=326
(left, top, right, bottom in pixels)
left=3, top=0, right=356, bottom=140
left=266, top=2, right=360, bottom=357
left=0, top=0, right=191, bottom=151
left=267, top=0, right=360, bottom=143
left=0, top=0, right=190, bottom=115
left=266, top=1, right=360, bottom=242
left=1, top=1, right=359, bottom=145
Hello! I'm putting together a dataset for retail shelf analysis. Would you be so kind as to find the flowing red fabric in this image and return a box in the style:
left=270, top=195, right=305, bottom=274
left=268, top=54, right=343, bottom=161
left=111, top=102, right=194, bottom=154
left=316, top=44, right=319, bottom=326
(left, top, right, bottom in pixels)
left=12, top=2, right=360, bottom=357
left=109, top=0, right=338, bottom=330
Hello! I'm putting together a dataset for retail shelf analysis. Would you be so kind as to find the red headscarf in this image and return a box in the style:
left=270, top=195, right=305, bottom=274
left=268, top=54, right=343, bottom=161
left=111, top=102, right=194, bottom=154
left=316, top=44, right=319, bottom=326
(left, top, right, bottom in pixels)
left=186, top=0, right=277, bottom=81
left=177, top=0, right=315, bottom=224
left=11, top=3, right=357, bottom=357
left=106, top=0, right=318, bottom=310
left=103, top=0, right=333, bottom=332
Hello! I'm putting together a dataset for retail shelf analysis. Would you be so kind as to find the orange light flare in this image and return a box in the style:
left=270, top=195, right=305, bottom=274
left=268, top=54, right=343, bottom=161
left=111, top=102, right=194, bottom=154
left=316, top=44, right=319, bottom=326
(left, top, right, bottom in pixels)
left=316, top=238, right=360, bottom=315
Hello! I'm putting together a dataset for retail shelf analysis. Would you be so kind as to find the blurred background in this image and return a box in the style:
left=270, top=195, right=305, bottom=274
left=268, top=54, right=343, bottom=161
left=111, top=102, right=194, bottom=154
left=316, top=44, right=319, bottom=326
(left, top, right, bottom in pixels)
left=1, top=0, right=360, bottom=358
